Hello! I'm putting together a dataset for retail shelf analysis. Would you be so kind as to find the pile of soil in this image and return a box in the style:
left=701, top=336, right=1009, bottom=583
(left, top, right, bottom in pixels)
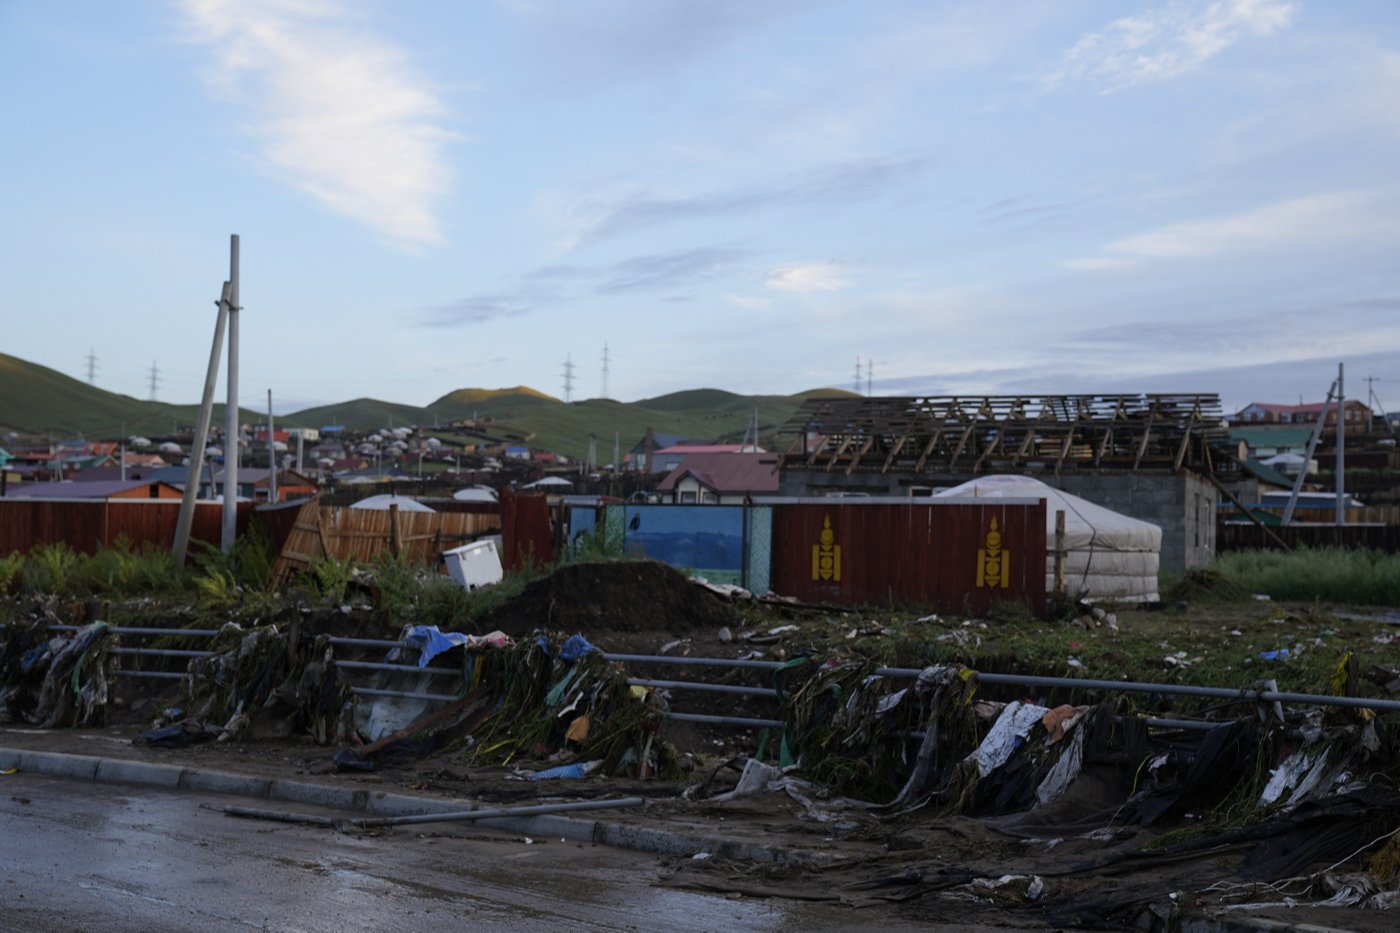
left=478, top=560, right=741, bottom=637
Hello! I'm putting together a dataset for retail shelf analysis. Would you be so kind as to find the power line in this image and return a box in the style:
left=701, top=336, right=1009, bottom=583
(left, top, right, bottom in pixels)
left=601, top=342, right=611, bottom=400
left=561, top=353, right=575, bottom=404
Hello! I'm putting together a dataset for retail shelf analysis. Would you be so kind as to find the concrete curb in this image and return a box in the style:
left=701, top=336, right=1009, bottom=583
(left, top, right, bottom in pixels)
left=0, top=746, right=828, bottom=864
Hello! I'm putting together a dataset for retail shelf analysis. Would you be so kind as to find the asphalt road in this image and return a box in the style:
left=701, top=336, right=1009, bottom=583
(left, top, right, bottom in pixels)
left=0, top=773, right=858, bottom=932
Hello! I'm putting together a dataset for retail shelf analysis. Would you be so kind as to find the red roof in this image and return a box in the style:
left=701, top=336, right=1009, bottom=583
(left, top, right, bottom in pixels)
left=1243, top=400, right=1369, bottom=415
left=655, top=444, right=755, bottom=455
left=657, top=452, right=781, bottom=495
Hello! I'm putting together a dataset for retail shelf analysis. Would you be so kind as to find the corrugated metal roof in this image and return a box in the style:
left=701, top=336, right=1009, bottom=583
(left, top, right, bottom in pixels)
left=657, top=452, right=781, bottom=494
left=0, top=479, right=176, bottom=499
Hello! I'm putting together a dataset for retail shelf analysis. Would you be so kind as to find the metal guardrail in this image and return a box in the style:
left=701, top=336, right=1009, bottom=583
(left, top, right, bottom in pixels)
left=43, top=624, right=1400, bottom=722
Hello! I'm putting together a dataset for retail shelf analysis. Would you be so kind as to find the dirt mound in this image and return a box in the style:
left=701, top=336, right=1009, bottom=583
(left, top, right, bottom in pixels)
left=479, top=560, right=741, bottom=637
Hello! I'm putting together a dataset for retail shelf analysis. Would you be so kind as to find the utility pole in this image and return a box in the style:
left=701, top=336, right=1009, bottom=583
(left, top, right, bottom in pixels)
left=148, top=361, right=160, bottom=401
left=1365, top=375, right=1379, bottom=432
left=173, top=280, right=231, bottom=566
left=85, top=348, right=98, bottom=385
left=267, top=388, right=277, bottom=504
left=562, top=353, right=575, bottom=403
left=1337, top=362, right=1345, bottom=527
left=613, top=431, right=620, bottom=471
left=866, top=359, right=873, bottom=396
left=222, top=234, right=240, bottom=552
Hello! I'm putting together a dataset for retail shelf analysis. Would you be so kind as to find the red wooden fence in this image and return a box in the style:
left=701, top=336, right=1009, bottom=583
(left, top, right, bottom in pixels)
left=769, top=500, right=1046, bottom=614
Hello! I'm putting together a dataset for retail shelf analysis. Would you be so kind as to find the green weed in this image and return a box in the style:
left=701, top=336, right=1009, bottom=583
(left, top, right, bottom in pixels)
left=1215, top=547, right=1400, bottom=606
left=0, top=552, right=23, bottom=595
left=310, top=553, right=356, bottom=604
left=25, top=542, right=80, bottom=594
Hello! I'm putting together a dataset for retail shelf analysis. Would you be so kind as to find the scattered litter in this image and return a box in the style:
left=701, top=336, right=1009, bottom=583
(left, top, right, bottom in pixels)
left=1259, top=649, right=1291, bottom=661
left=691, top=852, right=713, bottom=860
left=510, top=759, right=603, bottom=781
left=717, top=627, right=733, bottom=643
left=1254, top=594, right=1272, bottom=601
left=970, top=701, right=1049, bottom=778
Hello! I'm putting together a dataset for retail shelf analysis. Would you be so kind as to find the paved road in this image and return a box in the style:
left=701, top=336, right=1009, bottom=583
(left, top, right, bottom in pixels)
left=0, top=773, right=856, bottom=932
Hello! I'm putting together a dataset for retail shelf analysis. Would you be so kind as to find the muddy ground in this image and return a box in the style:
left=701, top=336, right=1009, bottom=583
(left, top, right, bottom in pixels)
left=5, top=560, right=1400, bottom=929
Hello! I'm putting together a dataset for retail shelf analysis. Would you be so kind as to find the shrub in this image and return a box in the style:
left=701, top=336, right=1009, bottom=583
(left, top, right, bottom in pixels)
left=0, top=551, right=23, bottom=595
left=25, top=542, right=80, bottom=594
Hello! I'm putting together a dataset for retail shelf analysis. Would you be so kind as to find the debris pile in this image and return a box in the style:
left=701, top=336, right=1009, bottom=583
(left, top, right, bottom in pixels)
left=0, top=620, right=115, bottom=728
left=476, top=560, right=740, bottom=636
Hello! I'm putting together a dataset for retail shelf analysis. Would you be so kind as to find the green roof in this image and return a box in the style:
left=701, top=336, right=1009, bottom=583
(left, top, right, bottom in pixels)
left=1241, top=458, right=1293, bottom=489
left=1230, top=427, right=1313, bottom=448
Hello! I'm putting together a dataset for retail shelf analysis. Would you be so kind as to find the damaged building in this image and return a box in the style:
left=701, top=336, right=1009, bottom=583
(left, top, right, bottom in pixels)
left=775, top=393, right=1233, bottom=573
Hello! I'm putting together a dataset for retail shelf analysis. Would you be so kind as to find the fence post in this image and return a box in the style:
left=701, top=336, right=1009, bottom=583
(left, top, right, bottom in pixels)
left=389, top=501, right=401, bottom=557
left=1054, top=509, right=1066, bottom=597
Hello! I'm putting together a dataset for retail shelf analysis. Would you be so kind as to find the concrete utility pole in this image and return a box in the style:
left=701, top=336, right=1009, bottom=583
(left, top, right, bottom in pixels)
left=1337, top=362, right=1345, bottom=527
left=173, top=281, right=231, bottom=565
left=222, top=234, right=240, bottom=552
left=267, top=388, right=277, bottom=504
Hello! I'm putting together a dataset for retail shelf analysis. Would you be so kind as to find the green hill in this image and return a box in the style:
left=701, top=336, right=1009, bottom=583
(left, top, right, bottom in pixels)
left=0, top=352, right=264, bottom=439
left=0, top=351, right=854, bottom=461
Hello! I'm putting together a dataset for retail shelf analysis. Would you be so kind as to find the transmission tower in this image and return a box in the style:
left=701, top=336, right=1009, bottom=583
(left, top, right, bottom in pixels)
left=85, top=348, right=98, bottom=384
left=601, top=342, right=611, bottom=400
left=562, top=353, right=575, bottom=404
left=866, top=358, right=873, bottom=396
left=148, top=360, right=160, bottom=401
left=853, top=356, right=862, bottom=394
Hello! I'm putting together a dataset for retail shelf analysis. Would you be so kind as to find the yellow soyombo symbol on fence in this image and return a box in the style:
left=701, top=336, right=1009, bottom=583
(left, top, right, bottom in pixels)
left=811, top=514, right=841, bottom=582
left=976, top=517, right=1011, bottom=589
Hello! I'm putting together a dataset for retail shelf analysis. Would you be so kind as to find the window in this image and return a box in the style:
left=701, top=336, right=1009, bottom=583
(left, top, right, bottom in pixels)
left=679, top=490, right=697, bottom=503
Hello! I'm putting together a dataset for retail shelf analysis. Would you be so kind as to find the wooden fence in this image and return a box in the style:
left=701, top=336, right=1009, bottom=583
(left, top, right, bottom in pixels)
left=1218, top=522, right=1400, bottom=553
left=0, top=498, right=246, bottom=556
left=272, top=502, right=502, bottom=582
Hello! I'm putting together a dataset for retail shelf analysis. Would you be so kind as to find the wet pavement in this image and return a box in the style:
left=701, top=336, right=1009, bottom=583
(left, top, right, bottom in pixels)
left=0, top=772, right=926, bottom=932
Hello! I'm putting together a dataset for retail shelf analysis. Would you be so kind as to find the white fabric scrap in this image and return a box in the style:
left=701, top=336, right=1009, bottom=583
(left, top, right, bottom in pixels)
left=1034, top=720, right=1086, bottom=807
left=970, top=701, right=1049, bottom=778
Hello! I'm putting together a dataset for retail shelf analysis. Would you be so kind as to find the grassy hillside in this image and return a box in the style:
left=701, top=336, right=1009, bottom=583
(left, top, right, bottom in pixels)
left=1, top=351, right=856, bottom=460
left=287, top=397, right=438, bottom=432
left=0, top=352, right=263, bottom=439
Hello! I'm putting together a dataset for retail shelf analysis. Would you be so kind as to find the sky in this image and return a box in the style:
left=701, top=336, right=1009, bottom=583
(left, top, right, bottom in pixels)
left=3, top=0, right=1400, bottom=418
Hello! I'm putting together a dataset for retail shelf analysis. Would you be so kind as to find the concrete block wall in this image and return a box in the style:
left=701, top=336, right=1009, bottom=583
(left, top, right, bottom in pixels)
left=1051, top=472, right=1215, bottom=574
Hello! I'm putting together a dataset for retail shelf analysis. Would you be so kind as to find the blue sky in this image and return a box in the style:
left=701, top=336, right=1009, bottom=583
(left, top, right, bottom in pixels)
left=3, top=0, right=1400, bottom=417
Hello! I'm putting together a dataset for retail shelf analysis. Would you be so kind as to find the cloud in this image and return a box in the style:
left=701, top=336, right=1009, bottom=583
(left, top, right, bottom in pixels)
left=723, top=294, right=772, bottom=310
left=416, top=244, right=745, bottom=326
left=1065, top=193, right=1380, bottom=269
left=180, top=0, right=454, bottom=246
left=573, top=157, right=925, bottom=244
left=596, top=246, right=746, bottom=293
left=765, top=261, right=852, bottom=293
left=1045, top=0, right=1297, bottom=92
left=418, top=294, right=537, bottom=327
